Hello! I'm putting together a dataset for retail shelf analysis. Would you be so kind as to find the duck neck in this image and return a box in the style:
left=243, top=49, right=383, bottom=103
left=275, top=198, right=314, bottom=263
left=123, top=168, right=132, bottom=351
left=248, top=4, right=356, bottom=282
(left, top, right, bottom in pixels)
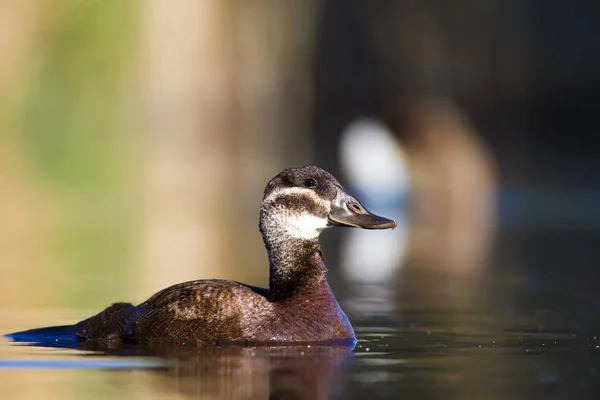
left=259, top=212, right=328, bottom=301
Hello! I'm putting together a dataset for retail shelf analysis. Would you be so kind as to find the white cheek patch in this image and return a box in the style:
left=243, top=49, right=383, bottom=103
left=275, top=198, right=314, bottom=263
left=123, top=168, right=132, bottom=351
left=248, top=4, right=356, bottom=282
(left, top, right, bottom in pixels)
left=284, top=212, right=330, bottom=239
left=268, top=209, right=330, bottom=239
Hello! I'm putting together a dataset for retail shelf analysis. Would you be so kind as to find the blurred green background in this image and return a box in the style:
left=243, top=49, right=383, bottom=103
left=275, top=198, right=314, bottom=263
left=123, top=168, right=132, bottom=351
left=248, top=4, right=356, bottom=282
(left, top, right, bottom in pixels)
left=1, top=1, right=138, bottom=308
left=0, top=1, right=318, bottom=311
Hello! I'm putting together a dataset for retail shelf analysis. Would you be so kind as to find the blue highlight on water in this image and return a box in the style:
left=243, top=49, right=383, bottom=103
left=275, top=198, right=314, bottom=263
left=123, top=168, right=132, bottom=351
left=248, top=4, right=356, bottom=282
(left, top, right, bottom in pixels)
left=3, top=331, right=165, bottom=370
left=0, top=359, right=164, bottom=370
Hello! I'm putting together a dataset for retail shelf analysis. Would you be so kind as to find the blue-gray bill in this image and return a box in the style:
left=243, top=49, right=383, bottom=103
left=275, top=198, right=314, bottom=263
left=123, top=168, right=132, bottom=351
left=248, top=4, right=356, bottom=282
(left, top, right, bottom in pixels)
left=327, top=187, right=397, bottom=230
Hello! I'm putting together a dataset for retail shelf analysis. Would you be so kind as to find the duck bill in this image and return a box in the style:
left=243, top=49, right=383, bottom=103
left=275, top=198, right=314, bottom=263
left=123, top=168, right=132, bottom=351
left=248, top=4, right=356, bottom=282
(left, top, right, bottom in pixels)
left=328, top=187, right=397, bottom=230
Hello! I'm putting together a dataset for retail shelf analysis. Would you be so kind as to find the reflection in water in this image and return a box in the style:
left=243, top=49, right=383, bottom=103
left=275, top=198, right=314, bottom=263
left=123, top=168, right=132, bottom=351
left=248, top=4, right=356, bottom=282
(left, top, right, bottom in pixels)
left=14, top=341, right=354, bottom=400
left=147, top=345, right=351, bottom=400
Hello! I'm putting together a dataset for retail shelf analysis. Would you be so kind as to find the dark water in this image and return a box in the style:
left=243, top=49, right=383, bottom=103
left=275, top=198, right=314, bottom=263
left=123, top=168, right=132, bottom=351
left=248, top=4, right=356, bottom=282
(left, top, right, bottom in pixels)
left=2, top=275, right=599, bottom=400
left=350, top=313, right=599, bottom=399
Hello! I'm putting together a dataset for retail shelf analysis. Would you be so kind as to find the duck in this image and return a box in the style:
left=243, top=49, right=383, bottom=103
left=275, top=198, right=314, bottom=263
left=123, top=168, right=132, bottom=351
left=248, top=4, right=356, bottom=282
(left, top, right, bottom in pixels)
left=5, top=166, right=396, bottom=345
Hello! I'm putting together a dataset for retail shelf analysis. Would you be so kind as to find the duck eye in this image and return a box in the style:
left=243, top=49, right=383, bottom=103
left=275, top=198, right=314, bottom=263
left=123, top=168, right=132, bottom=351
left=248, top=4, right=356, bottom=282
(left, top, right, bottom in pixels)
left=304, top=178, right=318, bottom=188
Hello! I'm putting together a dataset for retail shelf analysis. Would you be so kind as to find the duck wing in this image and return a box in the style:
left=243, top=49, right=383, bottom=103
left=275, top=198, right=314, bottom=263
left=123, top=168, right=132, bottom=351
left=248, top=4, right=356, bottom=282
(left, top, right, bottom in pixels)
left=132, top=279, right=271, bottom=343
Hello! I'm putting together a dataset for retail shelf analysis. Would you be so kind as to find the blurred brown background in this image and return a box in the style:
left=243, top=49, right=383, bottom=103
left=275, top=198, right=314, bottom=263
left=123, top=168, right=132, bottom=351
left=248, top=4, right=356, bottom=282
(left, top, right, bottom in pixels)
left=1, top=0, right=598, bottom=317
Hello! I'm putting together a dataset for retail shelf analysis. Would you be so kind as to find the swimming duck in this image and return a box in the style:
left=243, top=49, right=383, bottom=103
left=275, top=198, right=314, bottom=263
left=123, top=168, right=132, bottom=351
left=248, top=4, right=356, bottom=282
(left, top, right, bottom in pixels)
left=5, top=166, right=396, bottom=345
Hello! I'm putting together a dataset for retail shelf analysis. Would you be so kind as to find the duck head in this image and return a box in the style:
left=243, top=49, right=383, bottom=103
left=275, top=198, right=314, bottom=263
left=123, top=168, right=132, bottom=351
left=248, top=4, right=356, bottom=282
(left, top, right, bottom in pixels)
left=259, top=166, right=396, bottom=241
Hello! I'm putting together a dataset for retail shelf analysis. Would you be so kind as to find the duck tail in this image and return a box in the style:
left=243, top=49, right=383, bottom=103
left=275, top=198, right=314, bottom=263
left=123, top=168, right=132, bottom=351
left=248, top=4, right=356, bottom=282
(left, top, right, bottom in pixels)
left=4, top=325, right=78, bottom=344
left=4, top=302, right=137, bottom=345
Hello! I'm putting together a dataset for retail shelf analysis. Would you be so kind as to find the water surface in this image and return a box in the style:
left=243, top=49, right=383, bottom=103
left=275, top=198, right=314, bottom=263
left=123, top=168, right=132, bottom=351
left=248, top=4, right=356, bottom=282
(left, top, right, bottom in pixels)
left=2, top=276, right=599, bottom=400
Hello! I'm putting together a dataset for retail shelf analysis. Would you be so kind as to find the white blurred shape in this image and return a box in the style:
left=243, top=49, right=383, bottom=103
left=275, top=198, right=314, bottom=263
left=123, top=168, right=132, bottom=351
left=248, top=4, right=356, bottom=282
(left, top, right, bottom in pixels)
left=339, top=118, right=409, bottom=284
left=339, top=118, right=409, bottom=197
